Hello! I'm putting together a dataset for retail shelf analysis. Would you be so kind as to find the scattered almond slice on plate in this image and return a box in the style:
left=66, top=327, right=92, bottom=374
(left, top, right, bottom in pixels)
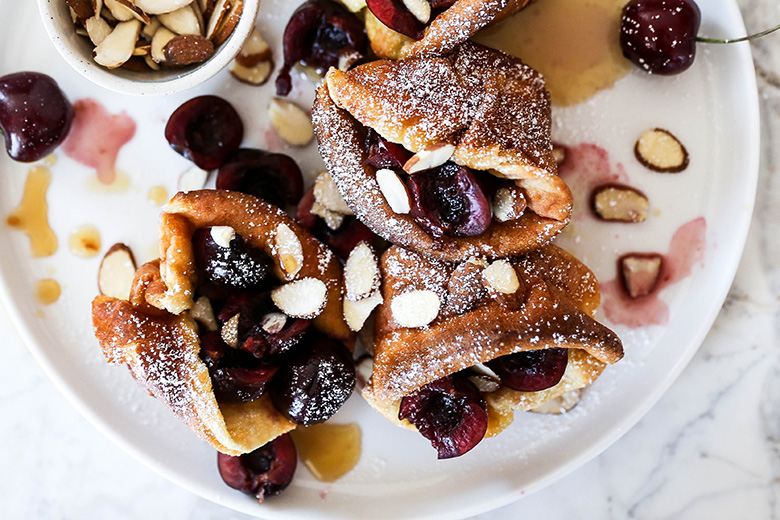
left=634, top=128, right=689, bottom=173
left=268, top=98, right=314, bottom=147
left=591, top=185, right=649, bottom=223
left=97, top=243, right=137, bottom=300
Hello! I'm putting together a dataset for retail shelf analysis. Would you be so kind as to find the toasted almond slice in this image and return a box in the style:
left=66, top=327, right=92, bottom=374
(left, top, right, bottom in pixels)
left=313, top=171, right=352, bottom=215
left=403, top=143, right=455, bottom=174
left=390, top=290, right=440, bottom=328
left=104, top=0, right=135, bottom=21
left=66, top=0, right=95, bottom=22
left=311, top=202, right=345, bottom=230
left=492, top=185, right=527, bottom=223
left=135, top=0, right=194, bottom=15
left=199, top=0, right=216, bottom=18
left=552, top=142, right=567, bottom=166
left=191, top=0, right=205, bottom=35
left=191, top=295, right=218, bottom=331
left=591, top=185, right=649, bottom=223
left=85, top=15, right=112, bottom=46
left=144, top=54, right=161, bottom=70
left=177, top=164, right=209, bottom=191
left=116, top=0, right=152, bottom=23
left=275, top=223, right=304, bottom=278
left=261, top=312, right=287, bottom=334
left=268, top=98, right=314, bottom=147
left=211, top=0, right=242, bottom=46
left=133, top=41, right=151, bottom=56
left=344, top=242, right=379, bottom=301
left=235, top=26, right=271, bottom=67
left=230, top=60, right=273, bottom=85
left=483, top=259, right=520, bottom=294
left=93, top=19, right=142, bottom=69
left=376, top=168, right=411, bottom=214
left=206, top=0, right=231, bottom=40
left=529, top=389, right=582, bottom=415
left=343, top=290, right=382, bottom=332
left=468, top=364, right=501, bottom=393
left=634, top=128, right=689, bottom=173
left=93, top=0, right=103, bottom=17
left=210, top=226, right=235, bottom=248
left=271, top=277, right=328, bottom=319
left=98, top=243, right=137, bottom=300
left=76, top=26, right=90, bottom=37
left=221, top=313, right=240, bottom=348
left=355, top=354, right=374, bottom=389
left=141, top=16, right=162, bottom=39
left=159, top=5, right=202, bottom=35
left=619, top=253, right=663, bottom=298
left=403, top=0, right=430, bottom=24
left=164, top=34, right=214, bottom=66
left=151, top=26, right=177, bottom=62
left=338, top=0, right=366, bottom=12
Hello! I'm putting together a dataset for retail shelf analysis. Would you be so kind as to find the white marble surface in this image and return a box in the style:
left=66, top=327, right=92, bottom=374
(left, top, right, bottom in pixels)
left=3, top=0, right=780, bottom=518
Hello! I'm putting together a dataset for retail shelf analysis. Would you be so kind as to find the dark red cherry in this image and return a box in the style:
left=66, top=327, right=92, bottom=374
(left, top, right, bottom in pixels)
left=192, top=227, right=272, bottom=290
left=276, top=0, right=367, bottom=96
left=486, top=348, right=569, bottom=392
left=270, top=333, right=356, bottom=425
left=0, top=72, right=73, bottom=162
left=620, top=0, right=701, bottom=75
left=406, top=163, right=492, bottom=238
left=365, top=0, right=426, bottom=40
left=296, top=186, right=378, bottom=260
left=217, top=149, right=304, bottom=208
left=364, top=128, right=413, bottom=170
left=165, top=95, right=243, bottom=170
left=217, top=433, right=297, bottom=502
left=399, top=374, right=488, bottom=459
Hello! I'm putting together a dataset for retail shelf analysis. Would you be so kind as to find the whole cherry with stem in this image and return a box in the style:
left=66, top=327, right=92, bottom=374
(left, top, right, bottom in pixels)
left=620, top=0, right=780, bottom=75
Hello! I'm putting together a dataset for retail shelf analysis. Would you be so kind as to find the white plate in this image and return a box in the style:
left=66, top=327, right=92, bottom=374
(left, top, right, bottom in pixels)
left=0, top=0, right=758, bottom=518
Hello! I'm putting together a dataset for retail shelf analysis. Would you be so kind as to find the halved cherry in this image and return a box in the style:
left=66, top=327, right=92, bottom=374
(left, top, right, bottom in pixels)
left=217, top=148, right=304, bottom=208
left=217, top=433, right=297, bottom=502
left=364, top=129, right=413, bottom=170
left=486, top=348, right=569, bottom=392
left=365, top=0, right=426, bottom=40
left=192, top=228, right=273, bottom=290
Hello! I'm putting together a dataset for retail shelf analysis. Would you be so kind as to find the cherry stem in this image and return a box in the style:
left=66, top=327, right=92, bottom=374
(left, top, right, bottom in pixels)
left=697, top=22, right=780, bottom=44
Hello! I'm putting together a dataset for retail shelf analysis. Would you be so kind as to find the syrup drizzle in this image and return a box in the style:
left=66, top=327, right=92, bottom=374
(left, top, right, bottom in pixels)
left=6, top=166, right=58, bottom=257
left=35, top=278, right=61, bottom=305
left=69, top=225, right=101, bottom=258
left=290, top=423, right=361, bottom=482
left=62, top=98, right=136, bottom=185
left=600, top=217, right=707, bottom=328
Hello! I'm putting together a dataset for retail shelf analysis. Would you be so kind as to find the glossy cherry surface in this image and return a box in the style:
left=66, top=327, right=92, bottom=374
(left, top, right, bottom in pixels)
left=487, top=348, right=569, bottom=392
left=365, top=0, right=426, bottom=40
left=217, top=433, right=297, bottom=502
left=217, top=148, right=304, bottom=208
left=192, top=227, right=272, bottom=290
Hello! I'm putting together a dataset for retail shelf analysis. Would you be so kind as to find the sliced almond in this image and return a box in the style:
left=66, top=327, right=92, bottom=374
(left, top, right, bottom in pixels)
left=402, top=0, right=430, bottom=24
left=104, top=0, right=135, bottom=21
left=635, top=128, right=689, bottom=173
left=529, top=389, right=582, bottom=415
left=403, top=143, right=455, bottom=174
left=268, top=98, right=314, bottom=147
left=151, top=26, right=177, bottom=63
left=619, top=253, right=663, bottom=298
left=221, top=312, right=240, bottom=348
left=275, top=223, right=304, bottom=278
left=591, top=185, right=649, bottom=223
left=313, top=171, right=352, bottom=215
left=205, top=0, right=231, bottom=39
left=190, top=295, right=218, bottom=331
left=482, top=259, right=520, bottom=294
left=163, top=34, right=214, bottom=66
left=93, top=19, right=142, bottom=69
left=390, top=290, right=440, bottom=328
left=98, top=243, right=137, bottom=300
left=66, top=0, right=95, bottom=22
left=271, top=277, right=328, bottom=319
left=76, top=26, right=90, bottom=37
left=468, top=363, right=501, bottom=393
left=338, top=0, right=366, bottom=12
left=230, top=60, right=273, bottom=85
left=199, top=0, right=216, bottom=18
left=158, top=5, right=202, bottom=35
left=261, top=312, right=287, bottom=334
left=116, top=0, right=152, bottom=23
left=355, top=354, right=373, bottom=389
left=135, top=0, right=194, bottom=15
left=177, top=164, right=209, bottom=191
left=211, top=0, right=242, bottom=46
left=133, top=41, right=151, bottom=56
left=445, top=259, right=487, bottom=315
left=234, top=26, right=271, bottom=67
left=376, top=168, right=411, bottom=214
left=144, top=54, right=161, bottom=70
left=492, top=185, right=527, bottom=223
left=551, top=142, right=567, bottom=166
left=93, top=0, right=103, bottom=17
left=141, top=16, right=162, bottom=39
left=343, top=290, right=382, bottom=332
left=85, top=15, right=113, bottom=46
left=210, top=225, right=235, bottom=248
left=344, top=242, right=379, bottom=301
left=311, top=202, right=345, bottom=230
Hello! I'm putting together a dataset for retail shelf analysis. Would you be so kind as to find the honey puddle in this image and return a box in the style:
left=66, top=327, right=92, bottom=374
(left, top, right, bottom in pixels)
left=148, top=186, right=169, bottom=206
left=35, top=278, right=61, bottom=305
left=473, top=0, right=630, bottom=106
left=69, top=225, right=101, bottom=258
left=290, top=423, right=361, bottom=482
left=7, top=166, right=58, bottom=257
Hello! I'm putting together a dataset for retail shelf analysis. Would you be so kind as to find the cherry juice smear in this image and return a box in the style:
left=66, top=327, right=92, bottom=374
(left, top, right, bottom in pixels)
left=62, top=99, right=136, bottom=185
left=601, top=217, right=706, bottom=328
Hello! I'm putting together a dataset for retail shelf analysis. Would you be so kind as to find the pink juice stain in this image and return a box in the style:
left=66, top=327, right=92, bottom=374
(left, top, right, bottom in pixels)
left=601, top=217, right=707, bottom=328
left=62, top=98, right=136, bottom=184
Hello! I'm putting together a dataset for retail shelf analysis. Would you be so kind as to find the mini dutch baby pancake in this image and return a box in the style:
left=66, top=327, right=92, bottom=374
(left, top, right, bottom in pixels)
left=313, top=42, right=572, bottom=262
left=92, top=190, right=355, bottom=455
left=363, top=0, right=532, bottom=60
left=360, top=244, right=623, bottom=458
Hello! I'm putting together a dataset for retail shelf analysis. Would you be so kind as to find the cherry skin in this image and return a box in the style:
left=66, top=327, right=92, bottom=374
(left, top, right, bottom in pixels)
left=217, top=433, right=298, bottom=502
left=0, top=72, right=73, bottom=162
left=216, top=148, right=304, bottom=208
left=486, top=348, right=569, bottom=392
left=192, top=227, right=273, bottom=290
left=620, top=0, right=701, bottom=75
left=365, top=0, right=426, bottom=40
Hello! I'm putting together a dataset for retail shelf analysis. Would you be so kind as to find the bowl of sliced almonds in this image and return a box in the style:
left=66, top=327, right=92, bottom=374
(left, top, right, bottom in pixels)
left=38, top=0, right=260, bottom=95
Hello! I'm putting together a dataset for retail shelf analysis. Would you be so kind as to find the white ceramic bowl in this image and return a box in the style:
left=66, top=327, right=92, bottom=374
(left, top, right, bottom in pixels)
left=36, top=0, right=261, bottom=96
